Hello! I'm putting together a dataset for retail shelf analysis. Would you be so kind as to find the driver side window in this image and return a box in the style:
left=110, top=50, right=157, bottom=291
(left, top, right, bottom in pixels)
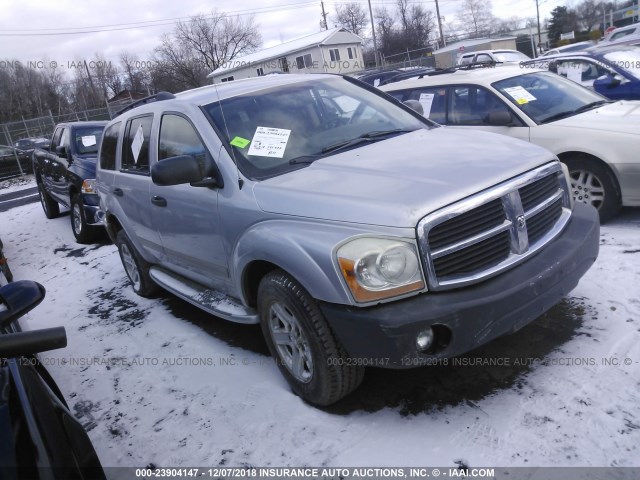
left=158, top=114, right=207, bottom=162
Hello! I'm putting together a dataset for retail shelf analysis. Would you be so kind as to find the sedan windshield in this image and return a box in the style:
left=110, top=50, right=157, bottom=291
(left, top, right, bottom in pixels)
left=603, top=49, right=640, bottom=78
left=492, top=71, right=607, bottom=124
left=494, top=51, right=530, bottom=62
left=203, top=77, right=429, bottom=179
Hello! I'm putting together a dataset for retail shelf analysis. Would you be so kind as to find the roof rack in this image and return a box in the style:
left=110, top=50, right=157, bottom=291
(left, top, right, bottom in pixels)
left=114, top=91, right=176, bottom=117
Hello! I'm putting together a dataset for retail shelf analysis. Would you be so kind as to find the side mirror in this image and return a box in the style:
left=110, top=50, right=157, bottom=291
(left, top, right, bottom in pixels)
left=0, top=280, right=46, bottom=329
left=151, top=155, right=222, bottom=188
left=403, top=100, right=424, bottom=116
left=594, top=73, right=624, bottom=89
left=55, top=145, right=67, bottom=157
left=484, top=111, right=513, bottom=126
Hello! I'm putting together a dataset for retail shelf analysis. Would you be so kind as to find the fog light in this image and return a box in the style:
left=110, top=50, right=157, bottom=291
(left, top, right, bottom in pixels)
left=416, top=328, right=434, bottom=352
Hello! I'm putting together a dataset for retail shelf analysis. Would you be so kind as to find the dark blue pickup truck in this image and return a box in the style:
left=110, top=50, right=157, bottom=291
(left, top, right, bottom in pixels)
left=32, top=122, right=107, bottom=243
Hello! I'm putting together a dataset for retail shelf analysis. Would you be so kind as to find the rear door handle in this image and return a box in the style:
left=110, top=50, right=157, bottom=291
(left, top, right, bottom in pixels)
left=113, top=188, right=123, bottom=196
left=151, top=196, right=167, bottom=207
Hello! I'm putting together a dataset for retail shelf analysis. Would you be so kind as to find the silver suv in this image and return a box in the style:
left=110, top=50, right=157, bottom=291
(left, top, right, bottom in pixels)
left=97, top=74, right=599, bottom=406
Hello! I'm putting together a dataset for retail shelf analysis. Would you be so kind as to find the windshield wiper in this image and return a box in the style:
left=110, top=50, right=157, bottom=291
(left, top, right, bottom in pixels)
left=572, top=100, right=611, bottom=114
left=288, top=129, right=416, bottom=165
left=321, top=129, right=415, bottom=155
left=541, top=100, right=610, bottom=124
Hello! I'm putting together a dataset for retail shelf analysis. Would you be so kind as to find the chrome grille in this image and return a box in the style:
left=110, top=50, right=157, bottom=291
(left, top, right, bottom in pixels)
left=417, top=162, right=572, bottom=290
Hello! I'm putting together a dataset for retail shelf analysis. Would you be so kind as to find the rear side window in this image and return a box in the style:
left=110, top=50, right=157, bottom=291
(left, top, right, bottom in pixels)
left=121, top=115, right=153, bottom=174
left=158, top=114, right=207, bottom=161
left=100, top=122, right=121, bottom=170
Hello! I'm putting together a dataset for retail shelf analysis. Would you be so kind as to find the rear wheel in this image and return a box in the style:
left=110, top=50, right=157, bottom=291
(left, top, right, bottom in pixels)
left=258, top=270, right=364, bottom=406
left=37, top=180, right=60, bottom=219
left=563, top=156, right=621, bottom=223
left=116, top=230, right=159, bottom=298
left=71, top=194, right=97, bottom=244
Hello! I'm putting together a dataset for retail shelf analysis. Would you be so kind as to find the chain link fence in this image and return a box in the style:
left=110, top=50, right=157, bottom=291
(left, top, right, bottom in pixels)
left=0, top=100, right=135, bottom=180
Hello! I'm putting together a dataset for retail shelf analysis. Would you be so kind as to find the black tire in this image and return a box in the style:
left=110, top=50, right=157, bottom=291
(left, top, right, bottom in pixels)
left=70, top=194, right=97, bottom=244
left=563, top=156, right=621, bottom=223
left=115, top=229, right=160, bottom=298
left=258, top=270, right=364, bottom=406
left=37, top=180, right=60, bottom=219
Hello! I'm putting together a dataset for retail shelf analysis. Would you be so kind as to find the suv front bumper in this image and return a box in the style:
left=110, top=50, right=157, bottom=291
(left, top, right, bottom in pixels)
left=320, top=202, right=600, bottom=368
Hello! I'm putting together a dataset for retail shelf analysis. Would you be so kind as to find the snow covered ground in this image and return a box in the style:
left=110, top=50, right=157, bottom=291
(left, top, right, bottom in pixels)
left=1, top=199, right=639, bottom=469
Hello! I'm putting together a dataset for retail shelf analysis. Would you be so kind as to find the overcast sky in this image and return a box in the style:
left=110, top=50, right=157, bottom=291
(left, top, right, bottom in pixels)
left=0, top=0, right=564, bottom=67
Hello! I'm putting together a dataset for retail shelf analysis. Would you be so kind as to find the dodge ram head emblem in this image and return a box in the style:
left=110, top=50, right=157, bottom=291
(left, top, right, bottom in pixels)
left=517, top=215, right=526, bottom=229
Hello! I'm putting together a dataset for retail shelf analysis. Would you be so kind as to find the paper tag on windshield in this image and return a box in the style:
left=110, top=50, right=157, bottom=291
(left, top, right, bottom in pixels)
left=131, top=124, right=144, bottom=164
left=373, top=78, right=381, bottom=87
left=81, top=135, right=96, bottom=147
left=565, top=64, right=583, bottom=83
left=503, top=86, right=537, bottom=105
left=247, top=127, right=291, bottom=158
left=418, top=93, right=435, bottom=117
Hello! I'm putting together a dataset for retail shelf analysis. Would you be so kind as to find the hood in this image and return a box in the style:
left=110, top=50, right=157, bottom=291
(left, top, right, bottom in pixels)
left=252, top=129, right=554, bottom=228
left=553, top=101, right=640, bottom=135
left=70, top=154, right=97, bottom=178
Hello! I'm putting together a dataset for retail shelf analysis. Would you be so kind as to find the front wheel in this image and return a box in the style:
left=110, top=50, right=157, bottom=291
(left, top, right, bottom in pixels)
left=563, top=156, right=621, bottom=223
left=71, top=194, right=97, bottom=244
left=115, top=230, right=159, bottom=298
left=37, top=180, right=60, bottom=219
left=258, top=270, right=364, bottom=406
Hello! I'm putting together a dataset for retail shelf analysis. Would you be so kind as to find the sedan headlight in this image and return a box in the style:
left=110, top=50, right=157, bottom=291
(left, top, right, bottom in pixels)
left=336, top=237, right=425, bottom=303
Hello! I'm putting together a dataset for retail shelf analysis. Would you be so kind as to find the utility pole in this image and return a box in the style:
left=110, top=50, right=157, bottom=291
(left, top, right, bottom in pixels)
left=367, top=0, right=380, bottom=68
left=434, top=0, right=445, bottom=48
left=535, top=0, right=542, bottom=53
left=320, top=1, right=329, bottom=30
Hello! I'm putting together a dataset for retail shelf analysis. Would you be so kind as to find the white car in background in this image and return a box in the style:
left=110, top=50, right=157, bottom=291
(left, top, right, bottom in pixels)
left=456, top=49, right=531, bottom=66
left=381, top=67, right=640, bottom=221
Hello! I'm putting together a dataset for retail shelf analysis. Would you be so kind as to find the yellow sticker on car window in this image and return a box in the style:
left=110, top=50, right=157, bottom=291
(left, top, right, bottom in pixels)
left=516, top=98, right=528, bottom=104
left=230, top=136, right=251, bottom=148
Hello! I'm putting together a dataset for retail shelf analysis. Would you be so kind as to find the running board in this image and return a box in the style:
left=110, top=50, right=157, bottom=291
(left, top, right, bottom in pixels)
left=149, top=268, right=259, bottom=324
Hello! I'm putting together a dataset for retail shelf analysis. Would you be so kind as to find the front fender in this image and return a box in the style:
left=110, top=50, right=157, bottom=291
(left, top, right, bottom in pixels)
left=233, top=220, right=415, bottom=306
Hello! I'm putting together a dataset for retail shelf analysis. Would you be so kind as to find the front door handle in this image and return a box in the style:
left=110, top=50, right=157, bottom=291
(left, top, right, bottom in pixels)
left=151, top=196, right=167, bottom=207
left=113, top=187, right=123, bottom=196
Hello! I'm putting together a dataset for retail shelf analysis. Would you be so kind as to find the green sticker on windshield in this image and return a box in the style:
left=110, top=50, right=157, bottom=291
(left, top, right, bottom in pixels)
left=230, top=136, right=251, bottom=149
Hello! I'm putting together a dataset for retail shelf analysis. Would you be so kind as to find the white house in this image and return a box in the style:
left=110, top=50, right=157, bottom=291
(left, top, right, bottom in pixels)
left=209, top=27, right=364, bottom=83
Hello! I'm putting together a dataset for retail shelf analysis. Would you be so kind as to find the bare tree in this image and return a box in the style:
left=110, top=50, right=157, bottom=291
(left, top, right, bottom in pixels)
left=456, top=0, right=496, bottom=37
left=153, top=10, right=261, bottom=90
left=335, top=3, right=368, bottom=36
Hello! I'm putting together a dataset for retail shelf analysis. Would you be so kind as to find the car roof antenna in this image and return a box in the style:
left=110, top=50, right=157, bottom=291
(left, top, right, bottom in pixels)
left=211, top=81, right=244, bottom=190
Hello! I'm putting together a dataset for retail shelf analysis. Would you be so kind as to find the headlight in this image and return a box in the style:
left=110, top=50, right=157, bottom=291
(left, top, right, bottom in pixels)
left=81, top=179, right=96, bottom=194
left=336, top=237, right=425, bottom=303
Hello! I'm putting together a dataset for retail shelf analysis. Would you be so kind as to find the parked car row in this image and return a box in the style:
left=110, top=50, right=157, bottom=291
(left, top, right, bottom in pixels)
left=31, top=68, right=634, bottom=407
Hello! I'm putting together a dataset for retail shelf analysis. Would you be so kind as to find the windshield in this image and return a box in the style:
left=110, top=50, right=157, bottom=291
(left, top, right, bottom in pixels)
left=492, top=71, right=606, bottom=124
left=203, top=77, right=429, bottom=179
left=494, top=51, right=529, bottom=62
left=74, top=127, right=104, bottom=155
left=603, top=49, right=640, bottom=78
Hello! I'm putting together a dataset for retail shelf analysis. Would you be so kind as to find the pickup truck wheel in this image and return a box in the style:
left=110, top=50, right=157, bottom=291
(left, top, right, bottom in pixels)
left=116, top=230, right=159, bottom=298
left=258, top=270, right=364, bottom=406
left=37, top=181, right=60, bottom=219
left=71, top=194, right=97, bottom=244
left=563, top=156, right=620, bottom=223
